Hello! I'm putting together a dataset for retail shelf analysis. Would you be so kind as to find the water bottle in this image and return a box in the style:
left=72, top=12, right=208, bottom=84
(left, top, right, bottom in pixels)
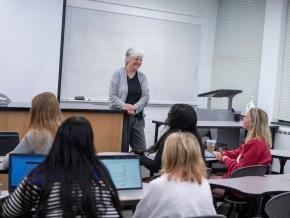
left=245, top=97, right=255, bottom=114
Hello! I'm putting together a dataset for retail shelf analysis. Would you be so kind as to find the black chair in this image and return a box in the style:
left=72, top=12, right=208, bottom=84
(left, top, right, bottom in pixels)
left=264, top=192, right=290, bottom=218
left=190, top=215, right=226, bottom=218
left=230, top=164, right=268, bottom=178
left=216, top=165, right=268, bottom=217
left=0, top=132, right=19, bottom=155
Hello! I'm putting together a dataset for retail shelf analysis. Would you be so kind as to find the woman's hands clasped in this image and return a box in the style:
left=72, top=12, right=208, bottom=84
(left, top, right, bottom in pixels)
left=125, top=104, right=137, bottom=115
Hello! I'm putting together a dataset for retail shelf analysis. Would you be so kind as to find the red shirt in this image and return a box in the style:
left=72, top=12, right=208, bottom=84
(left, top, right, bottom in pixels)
left=222, top=138, right=272, bottom=178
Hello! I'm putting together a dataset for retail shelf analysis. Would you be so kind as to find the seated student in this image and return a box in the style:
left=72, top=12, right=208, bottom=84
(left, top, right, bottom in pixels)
left=137, top=103, right=204, bottom=174
left=3, top=92, right=63, bottom=169
left=133, top=132, right=216, bottom=218
left=1, top=116, right=121, bottom=217
left=216, top=107, right=272, bottom=178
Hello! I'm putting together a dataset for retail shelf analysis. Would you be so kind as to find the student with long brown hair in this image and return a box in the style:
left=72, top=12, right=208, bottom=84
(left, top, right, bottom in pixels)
left=3, top=92, right=62, bottom=168
left=134, top=132, right=216, bottom=218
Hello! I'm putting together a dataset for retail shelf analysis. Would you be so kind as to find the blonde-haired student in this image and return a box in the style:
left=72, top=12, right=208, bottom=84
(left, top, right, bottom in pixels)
left=3, top=92, right=62, bottom=168
left=134, top=132, right=216, bottom=218
left=216, top=107, right=272, bottom=178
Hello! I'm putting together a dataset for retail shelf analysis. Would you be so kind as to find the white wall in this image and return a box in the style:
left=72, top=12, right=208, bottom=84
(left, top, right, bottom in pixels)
left=257, top=0, right=290, bottom=172
left=257, top=0, right=288, bottom=122
left=0, top=0, right=63, bottom=102
left=98, top=0, right=218, bottom=146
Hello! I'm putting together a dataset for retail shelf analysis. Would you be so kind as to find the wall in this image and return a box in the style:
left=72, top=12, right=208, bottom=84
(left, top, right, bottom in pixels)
left=0, top=0, right=63, bottom=102
left=257, top=0, right=288, bottom=122
left=258, top=0, right=290, bottom=172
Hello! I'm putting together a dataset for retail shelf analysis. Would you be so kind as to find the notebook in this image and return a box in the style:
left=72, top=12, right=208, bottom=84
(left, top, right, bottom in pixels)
left=98, top=155, right=142, bottom=190
left=8, top=154, right=46, bottom=193
left=0, top=132, right=19, bottom=156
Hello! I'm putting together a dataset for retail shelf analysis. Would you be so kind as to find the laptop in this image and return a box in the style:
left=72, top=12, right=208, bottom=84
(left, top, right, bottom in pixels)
left=98, top=155, right=142, bottom=190
left=0, top=132, right=19, bottom=156
left=8, top=154, right=142, bottom=193
left=8, top=154, right=46, bottom=193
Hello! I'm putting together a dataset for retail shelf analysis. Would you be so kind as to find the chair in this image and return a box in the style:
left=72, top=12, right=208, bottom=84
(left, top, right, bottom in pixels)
left=216, top=165, right=268, bottom=217
left=0, top=132, right=19, bottom=156
left=230, top=164, right=268, bottom=178
left=190, top=215, right=226, bottom=218
left=206, top=168, right=213, bottom=179
left=264, top=192, right=290, bottom=218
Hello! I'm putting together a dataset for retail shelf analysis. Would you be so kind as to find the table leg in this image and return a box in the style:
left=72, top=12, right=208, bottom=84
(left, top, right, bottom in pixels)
left=279, top=158, right=287, bottom=174
left=153, top=123, right=162, bottom=144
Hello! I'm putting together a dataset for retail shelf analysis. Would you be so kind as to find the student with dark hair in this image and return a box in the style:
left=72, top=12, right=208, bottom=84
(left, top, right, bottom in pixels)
left=1, top=116, right=122, bottom=217
left=137, top=103, right=204, bottom=174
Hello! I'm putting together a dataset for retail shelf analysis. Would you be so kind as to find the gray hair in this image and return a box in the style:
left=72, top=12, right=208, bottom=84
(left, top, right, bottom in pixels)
left=125, top=48, right=144, bottom=66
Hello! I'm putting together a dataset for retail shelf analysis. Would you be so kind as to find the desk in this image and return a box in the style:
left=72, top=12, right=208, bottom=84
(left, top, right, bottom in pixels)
left=0, top=102, right=126, bottom=152
left=115, top=183, right=148, bottom=208
left=271, top=149, right=290, bottom=174
left=0, top=184, right=148, bottom=208
left=152, top=120, right=279, bottom=148
left=209, top=175, right=290, bottom=197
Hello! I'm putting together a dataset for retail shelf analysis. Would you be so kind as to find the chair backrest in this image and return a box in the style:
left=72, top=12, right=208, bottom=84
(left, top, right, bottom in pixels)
left=190, top=215, right=226, bottom=218
left=265, top=192, right=290, bottom=218
left=0, top=132, right=19, bottom=156
left=230, top=165, right=268, bottom=178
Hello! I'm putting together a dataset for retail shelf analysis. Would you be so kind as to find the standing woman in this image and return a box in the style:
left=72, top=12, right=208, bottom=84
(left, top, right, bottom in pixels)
left=109, top=48, right=149, bottom=152
left=1, top=117, right=121, bottom=217
left=3, top=92, right=62, bottom=169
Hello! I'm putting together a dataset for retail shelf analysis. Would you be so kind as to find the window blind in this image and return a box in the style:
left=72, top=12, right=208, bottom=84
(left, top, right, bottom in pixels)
left=279, top=0, right=290, bottom=122
left=210, top=0, right=266, bottom=113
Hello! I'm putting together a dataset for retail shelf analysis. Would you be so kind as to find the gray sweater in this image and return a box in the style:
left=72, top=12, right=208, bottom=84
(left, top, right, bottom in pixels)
left=109, top=67, right=149, bottom=114
left=3, top=129, right=53, bottom=169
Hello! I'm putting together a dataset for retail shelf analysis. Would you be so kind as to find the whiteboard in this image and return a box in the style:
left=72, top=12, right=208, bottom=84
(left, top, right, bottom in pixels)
left=61, top=6, right=201, bottom=103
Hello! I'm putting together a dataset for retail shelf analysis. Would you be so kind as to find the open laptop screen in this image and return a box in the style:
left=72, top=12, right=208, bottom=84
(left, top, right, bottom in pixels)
left=9, top=154, right=46, bottom=192
left=98, top=155, right=142, bottom=190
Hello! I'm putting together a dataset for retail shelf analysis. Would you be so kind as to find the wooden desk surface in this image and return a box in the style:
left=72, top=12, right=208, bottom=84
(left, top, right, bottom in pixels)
left=0, top=103, right=125, bottom=152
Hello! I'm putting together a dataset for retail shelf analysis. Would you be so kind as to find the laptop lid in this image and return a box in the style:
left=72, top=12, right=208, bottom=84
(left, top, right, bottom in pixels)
left=9, top=154, right=46, bottom=193
left=98, top=155, right=142, bottom=190
left=0, top=132, right=19, bottom=156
